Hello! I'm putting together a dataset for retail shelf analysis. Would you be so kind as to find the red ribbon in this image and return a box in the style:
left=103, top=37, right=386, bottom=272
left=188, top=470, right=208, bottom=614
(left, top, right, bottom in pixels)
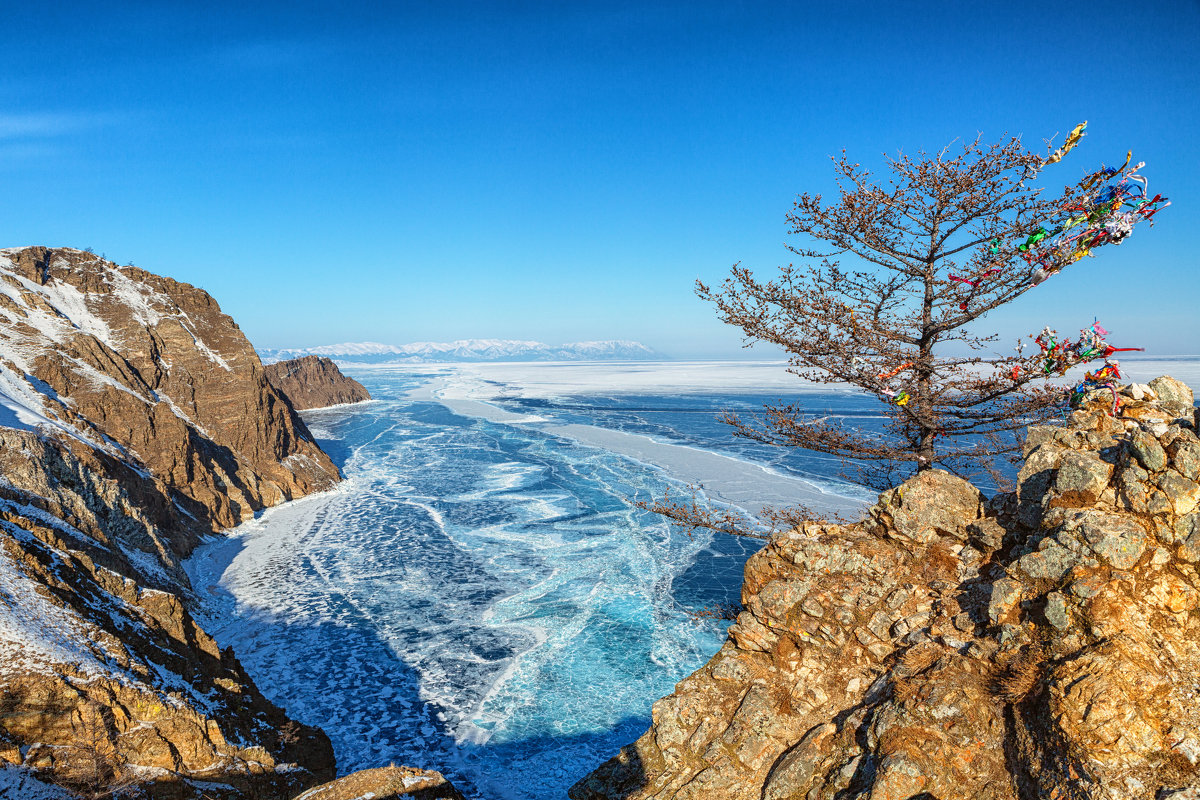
left=1102, top=345, right=1144, bottom=359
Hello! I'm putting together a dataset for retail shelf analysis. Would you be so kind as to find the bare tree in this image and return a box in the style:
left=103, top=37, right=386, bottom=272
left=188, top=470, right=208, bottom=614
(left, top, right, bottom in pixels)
left=696, top=125, right=1167, bottom=489
left=68, top=701, right=137, bottom=799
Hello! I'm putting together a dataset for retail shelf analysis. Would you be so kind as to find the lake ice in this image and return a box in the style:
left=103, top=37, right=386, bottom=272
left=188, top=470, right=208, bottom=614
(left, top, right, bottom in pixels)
left=185, top=359, right=1198, bottom=798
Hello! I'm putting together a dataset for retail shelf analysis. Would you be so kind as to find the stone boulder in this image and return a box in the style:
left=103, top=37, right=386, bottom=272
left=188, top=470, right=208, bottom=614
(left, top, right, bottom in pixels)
left=292, top=766, right=466, bottom=800
left=869, top=468, right=983, bottom=544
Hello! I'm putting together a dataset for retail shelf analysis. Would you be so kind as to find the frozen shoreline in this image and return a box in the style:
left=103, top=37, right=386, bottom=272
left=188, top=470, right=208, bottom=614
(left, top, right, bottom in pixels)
left=184, top=372, right=746, bottom=798
left=408, top=373, right=870, bottom=518
left=395, top=357, right=1200, bottom=519
left=348, top=356, right=1200, bottom=395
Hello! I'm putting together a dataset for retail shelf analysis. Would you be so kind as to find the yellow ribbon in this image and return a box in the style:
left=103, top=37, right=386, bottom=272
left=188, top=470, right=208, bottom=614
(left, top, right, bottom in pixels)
left=1045, top=121, right=1087, bottom=165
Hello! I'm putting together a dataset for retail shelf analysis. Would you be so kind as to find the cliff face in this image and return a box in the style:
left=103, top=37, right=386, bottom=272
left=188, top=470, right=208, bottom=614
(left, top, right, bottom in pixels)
left=264, top=355, right=371, bottom=411
left=0, top=246, right=339, bottom=534
left=573, top=377, right=1200, bottom=800
left=0, top=248, right=347, bottom=798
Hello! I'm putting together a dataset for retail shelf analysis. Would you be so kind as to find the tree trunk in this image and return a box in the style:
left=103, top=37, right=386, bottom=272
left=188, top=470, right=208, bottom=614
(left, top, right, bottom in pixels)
left=917, top=248, right=937, bottom=471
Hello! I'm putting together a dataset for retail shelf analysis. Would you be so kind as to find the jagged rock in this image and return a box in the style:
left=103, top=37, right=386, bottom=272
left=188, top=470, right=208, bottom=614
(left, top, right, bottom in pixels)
left=0, top=426, right=335, bottom=798
left=0, top=248, right=435, bottom=799
left=264, top=355, right=371, bottom=411
left=572, top=376, right=1200, bottom=800
left=1170, top=439, right=1200, bottom=481
left=292, top=766, right=466, bottom=799
left=0, top=246, right=340, bottom=532
left=967, top=516, right=1006, bottom=551
left=1015, top=539, right=1079, bottom=580
left=1149, top=375, right=1195, bottom=412
left=1050, top=449, right=1114, bottom=507
left=870, top=469, right=982, bottom=543
left=1044, top=591, right=1071, bottom=628
left=1177, top=513, right=1200, bottom=559
left=1127, top=383, right=1155, bottom=401
left=988, top=577, right=1023, bottom=624
left=1131, top=429, right=1169, bottom=472
left=1077, top=511, right=1149, bottom=569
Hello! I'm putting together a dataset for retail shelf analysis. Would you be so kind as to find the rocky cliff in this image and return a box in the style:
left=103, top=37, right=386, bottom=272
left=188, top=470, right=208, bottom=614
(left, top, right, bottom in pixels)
left=264, top=356, right=371, bottom=411
left=0, top=246, right=339, bottom=532
left=0, top=248, right=453, bottom=799
left=572, top=376, right=1200, bottom=800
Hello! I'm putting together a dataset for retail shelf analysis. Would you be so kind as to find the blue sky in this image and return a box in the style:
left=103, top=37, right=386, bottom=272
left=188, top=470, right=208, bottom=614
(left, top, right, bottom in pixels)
left=2, top=1, right=1197, bottom=358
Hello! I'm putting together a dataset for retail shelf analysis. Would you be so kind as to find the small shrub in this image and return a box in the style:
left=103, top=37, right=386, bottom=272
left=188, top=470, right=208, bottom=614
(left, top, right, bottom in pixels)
left=996, top=645, right=1045, bottom=704
left=686, top=602, right=743, bottom=622
left=899, top=643, right=941, bottom=675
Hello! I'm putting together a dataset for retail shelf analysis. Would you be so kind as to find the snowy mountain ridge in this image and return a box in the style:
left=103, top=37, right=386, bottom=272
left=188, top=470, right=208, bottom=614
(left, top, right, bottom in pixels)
left=258, top=338, right=665, bottom=364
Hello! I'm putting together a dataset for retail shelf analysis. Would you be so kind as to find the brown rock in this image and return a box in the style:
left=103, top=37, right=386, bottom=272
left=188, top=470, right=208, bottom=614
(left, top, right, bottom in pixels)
left=1149, top=375, right=1195, bottom=413
left=0, top=246, right=340, bottom=533
left=265, top=355, right=371, bottom=411
left=0, top=248, right=440, bottom=800
left=1048, top=449, right=1114, bottom=508
left=573, top=376, right=1200, bottom=800
left=293, top=766, right=466, bottom=799
left=870, top=469, right=983, bottom=544
left=1130, top=429, right=1168, bottom=473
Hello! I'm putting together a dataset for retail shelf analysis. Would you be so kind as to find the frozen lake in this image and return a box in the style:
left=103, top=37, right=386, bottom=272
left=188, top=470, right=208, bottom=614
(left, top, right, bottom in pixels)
left=186, top=359, right=1198, bottom=798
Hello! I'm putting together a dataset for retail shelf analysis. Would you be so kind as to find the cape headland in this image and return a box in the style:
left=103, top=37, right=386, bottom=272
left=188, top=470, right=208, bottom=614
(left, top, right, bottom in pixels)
left=3, top=245, right=1200, bottom=799
left=264, top=355, right=372, bottom=411
left=571, top=378, right=1200, bottom=799
left=0, top=247, right=457, bottom=799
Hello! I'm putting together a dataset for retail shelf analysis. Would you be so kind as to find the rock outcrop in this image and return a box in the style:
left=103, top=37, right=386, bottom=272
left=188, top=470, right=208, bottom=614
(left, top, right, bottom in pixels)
left=264, top=355, right=371, bottom=411
left=572, top=376, right=1200, bottom=800
left=0, top=422, right=336, bottom=799
left=0, top=246, right=339, bottom=533
left=0, top=248, right=455, bottom=799
left=294, top=766, right=466, bottom=800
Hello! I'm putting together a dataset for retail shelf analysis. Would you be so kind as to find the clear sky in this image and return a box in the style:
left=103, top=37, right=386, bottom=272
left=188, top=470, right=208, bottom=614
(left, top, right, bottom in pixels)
left=2, top=1, right=1197, bottom=358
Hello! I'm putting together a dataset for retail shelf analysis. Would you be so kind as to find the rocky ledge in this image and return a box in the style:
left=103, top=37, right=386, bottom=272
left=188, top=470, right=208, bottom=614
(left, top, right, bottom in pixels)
left=573, top=376, right=1200, bottom=800
left=264, top=355, right=371, bottom=411
left=294, top=766, right=466, bottom=800
left=0, top=248, right=454, bottom=799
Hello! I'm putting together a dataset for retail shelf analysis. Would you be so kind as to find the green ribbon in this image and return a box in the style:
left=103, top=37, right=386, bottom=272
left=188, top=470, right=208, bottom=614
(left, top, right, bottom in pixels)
left=1018, top=228, right=1049, bottom=252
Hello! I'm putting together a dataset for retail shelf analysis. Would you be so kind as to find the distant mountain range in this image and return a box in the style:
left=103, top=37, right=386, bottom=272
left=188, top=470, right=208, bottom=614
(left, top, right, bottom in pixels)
left=257, top=339, right=665, bottom=364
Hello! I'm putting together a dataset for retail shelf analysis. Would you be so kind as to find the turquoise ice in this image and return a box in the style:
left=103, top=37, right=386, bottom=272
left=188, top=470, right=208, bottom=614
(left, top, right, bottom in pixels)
left=185, top=367, right=867, bottom=798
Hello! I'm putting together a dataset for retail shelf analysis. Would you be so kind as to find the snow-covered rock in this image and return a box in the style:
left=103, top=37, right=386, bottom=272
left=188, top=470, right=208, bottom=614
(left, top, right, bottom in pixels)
left=0, top=247, right=341, bottom=797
